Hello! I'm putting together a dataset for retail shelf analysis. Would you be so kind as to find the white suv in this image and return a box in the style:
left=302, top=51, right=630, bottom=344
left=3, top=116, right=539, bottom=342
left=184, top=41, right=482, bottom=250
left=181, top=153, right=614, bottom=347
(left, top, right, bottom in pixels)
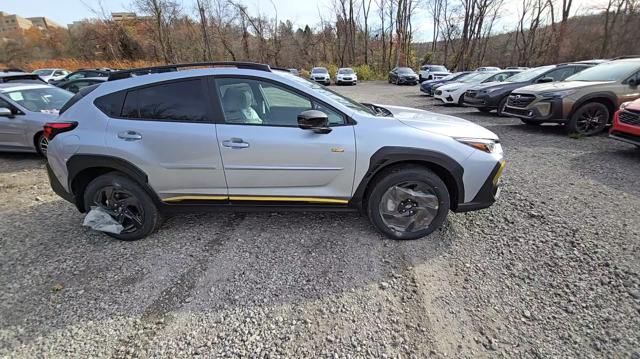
left=418, top=65, right=450, bottom=82
left=45, top=62, right=505, bottom=241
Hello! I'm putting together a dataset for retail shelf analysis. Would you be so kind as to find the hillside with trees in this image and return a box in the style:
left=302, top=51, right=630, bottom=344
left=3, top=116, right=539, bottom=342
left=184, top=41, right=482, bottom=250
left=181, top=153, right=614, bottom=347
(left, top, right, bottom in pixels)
left=0, top=0, right=638, bottom=75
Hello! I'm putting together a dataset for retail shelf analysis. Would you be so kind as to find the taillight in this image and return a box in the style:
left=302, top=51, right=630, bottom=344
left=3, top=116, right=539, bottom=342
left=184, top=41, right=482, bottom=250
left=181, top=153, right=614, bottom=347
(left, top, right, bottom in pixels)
left=43, top=122, right=78, bottom=140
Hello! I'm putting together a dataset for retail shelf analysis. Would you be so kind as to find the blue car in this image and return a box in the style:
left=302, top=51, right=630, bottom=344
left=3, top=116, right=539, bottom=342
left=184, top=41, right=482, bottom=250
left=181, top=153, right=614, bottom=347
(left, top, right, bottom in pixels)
left=420, top=72, right=471, bottom=96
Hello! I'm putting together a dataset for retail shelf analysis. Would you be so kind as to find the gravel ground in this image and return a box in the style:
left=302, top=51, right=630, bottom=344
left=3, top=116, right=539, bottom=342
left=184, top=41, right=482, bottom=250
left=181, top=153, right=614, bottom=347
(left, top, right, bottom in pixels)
left=1, top=81, right=639, bottom=358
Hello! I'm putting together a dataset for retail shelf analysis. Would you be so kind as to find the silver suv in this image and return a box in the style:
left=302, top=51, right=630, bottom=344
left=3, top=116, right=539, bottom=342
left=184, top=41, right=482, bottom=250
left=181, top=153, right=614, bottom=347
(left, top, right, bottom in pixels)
left=45, top=62, right=505, bottom=241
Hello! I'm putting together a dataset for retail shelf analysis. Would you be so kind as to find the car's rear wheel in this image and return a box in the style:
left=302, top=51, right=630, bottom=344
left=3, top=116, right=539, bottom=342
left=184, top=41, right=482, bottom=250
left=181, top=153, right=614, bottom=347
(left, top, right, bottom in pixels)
left=366, top=166, right=450, bottom=240
left=457, top=94, right=465, bottom=106
left=83, top=173, right=160, bottom=241
left=496, top=97, right=509, bottom=117
left=35, top=132, right=48, bottom=157
left=566, top=102, right=609, bottom=136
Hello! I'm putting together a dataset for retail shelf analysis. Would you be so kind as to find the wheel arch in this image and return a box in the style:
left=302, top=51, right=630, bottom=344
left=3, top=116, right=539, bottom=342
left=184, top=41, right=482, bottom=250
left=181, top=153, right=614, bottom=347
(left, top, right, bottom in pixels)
left=570, top=92, right=618, bottom=121
left=66, top=155, right=160, bottom=212
left=350, top=147, right=465, bottom=211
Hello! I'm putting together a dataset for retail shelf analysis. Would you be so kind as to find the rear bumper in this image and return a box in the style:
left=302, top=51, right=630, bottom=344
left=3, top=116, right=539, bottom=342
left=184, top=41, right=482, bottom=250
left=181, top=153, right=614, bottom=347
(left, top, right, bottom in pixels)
left=454, top=160, right=506, bottom=212
left=46, top=163, right=76, bottom=206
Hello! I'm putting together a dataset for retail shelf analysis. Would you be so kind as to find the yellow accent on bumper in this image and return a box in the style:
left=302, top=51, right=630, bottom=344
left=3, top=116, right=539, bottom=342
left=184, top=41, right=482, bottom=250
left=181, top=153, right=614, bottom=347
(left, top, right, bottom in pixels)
left=493, top=160, right=506, bottom=186
left=163, top=195, right=349, bottom=204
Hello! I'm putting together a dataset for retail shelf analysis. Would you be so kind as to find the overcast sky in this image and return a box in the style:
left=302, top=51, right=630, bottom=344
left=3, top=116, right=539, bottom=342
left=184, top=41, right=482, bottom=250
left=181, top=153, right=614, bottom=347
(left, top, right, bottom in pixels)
left=4, top=0, right=605, bottom=42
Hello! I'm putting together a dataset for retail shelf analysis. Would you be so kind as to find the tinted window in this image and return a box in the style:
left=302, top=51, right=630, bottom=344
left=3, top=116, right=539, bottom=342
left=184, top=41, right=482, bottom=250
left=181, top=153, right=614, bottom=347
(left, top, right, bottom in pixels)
left=216, top=78, right=345, bottom=126
left=566, top=61, right=640, bottom=81
left=94, top=90, right=126, bottom=117
left=545, top=67, right=576, bottom=81
left=122, top=79, right=208, bottom=122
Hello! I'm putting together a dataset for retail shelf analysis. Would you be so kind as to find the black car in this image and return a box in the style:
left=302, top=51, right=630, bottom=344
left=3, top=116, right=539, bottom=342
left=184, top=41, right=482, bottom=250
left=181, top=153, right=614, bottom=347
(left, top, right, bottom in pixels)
left=57, top=77, right=107, bottom=93
left=49, top=68, right=113, bottom=86
left=463, top=63, right=592, bottom=115
left=388, top=67, right=419, bottom=85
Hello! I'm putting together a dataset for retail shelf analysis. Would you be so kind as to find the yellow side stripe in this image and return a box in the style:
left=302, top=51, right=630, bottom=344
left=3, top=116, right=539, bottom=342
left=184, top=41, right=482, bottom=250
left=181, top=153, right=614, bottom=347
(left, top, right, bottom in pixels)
left=163, top=195, right=349, bottom=204
left=229, top=196, right=349, bottom=204
left=163, top=195, right=228, bottom=202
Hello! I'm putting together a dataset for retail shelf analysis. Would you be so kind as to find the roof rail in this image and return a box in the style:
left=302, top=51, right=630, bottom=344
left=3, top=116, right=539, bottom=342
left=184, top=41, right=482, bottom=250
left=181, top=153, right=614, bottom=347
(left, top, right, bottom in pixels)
left=107, top=62, right=272, bottom=81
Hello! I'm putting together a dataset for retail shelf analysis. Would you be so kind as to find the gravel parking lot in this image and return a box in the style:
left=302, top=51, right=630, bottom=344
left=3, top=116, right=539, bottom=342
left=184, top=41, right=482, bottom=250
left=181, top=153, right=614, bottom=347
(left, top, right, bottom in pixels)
left=1, top=81, right=639, bottom=358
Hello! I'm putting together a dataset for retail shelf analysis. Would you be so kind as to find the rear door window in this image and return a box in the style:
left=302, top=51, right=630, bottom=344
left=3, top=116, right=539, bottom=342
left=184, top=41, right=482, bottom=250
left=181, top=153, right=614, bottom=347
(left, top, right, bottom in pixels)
left=121, top=79, right=209, bottom=122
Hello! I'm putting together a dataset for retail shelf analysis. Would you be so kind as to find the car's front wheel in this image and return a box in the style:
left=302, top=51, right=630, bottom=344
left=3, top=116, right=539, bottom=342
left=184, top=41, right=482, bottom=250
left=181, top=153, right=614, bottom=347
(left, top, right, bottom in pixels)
left=83, top=173, right=161, bottom=241
left=496, top=97, right=509, bottom=117
left=566, top=102, right=610, bottom=136
left=366, top=166, right=450, bottom=240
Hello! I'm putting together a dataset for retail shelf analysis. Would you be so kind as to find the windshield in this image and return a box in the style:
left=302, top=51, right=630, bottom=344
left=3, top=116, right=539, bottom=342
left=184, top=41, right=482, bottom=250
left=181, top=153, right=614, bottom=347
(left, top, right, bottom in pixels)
left=312, top=68, right=328, bottom=73
left=284, top=73, right=375, bottom=116
left=429, top=66, right=447, bottom=72
left=338, top=68, right=354, bottom=74
left=459, top=73, right=494, bottom=83
left=397, top=67, right=415, bottom=74
left=34, top=69, right=54, bottom=76
left=566, top=61, right=639, bottom=81
left=505, top=66, right=554, bottom=82
left=5, top=87, right=73, bottom=113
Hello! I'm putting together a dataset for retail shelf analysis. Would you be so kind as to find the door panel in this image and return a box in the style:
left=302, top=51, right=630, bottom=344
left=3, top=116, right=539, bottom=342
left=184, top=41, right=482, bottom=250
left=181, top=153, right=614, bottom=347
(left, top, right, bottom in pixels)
left=0, top=98, right=27, bottom=149
left=216, top=124, right=356, bottom=200
left=105, top=78, right=227, bottom=201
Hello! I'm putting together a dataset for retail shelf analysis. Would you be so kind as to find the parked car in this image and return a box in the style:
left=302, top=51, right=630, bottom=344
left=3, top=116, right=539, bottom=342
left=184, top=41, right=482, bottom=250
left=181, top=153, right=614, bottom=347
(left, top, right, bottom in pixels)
left=610, top=99, right=640, bottom=148
left=58, top=77, right=107, bottom=94
left=420, top=72, right=471, bottom=96
left=476, top=67, right=501, bottom=72
left=503, top=58, right=640, bottom=136
left=45, top=62, right=505, bottom=241
left=1, top=68, right=26, bottom=72
left=465, top=63, right=593, bottom=115
left=335, top=68, right=357, bottom=85
left=435, top=70, right=521, bottom=105
left=50, top=68, right=113, bottom=86
left=506, top=66, right=529, bottom=70
left=0, top=71, right=47, bottom=84
left=33, top=68, right=70, bottom=82
left=418, top=65, right=449, bottom=82
left=309, top=67, right=331, bottom=85
left=0, top=83, right=73, bottom=155
left=388, top=67, right=419, bottom=85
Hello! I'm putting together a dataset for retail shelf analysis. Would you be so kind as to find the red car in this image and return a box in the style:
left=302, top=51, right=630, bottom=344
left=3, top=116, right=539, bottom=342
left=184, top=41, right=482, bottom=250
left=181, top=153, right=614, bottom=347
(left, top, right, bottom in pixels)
left=610, top=98, right=640, bottom=148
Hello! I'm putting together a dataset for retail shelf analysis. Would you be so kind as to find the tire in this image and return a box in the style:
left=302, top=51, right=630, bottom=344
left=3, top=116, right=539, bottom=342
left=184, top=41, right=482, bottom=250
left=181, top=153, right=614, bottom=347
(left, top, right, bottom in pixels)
left=83, top=173, right=161, bottom=241
left=457, top=94, right=465, bottom=106
left=496, top=97, right=509, bottom=117
left=478, top=107, right=492, bottom=113
left=565, top=102, right=610, bottom=136
left=366, top=166, right=450, bottom=240
left=35, top=132, right=48, bottom=157
left=388, top=77, right=392, bottom=84
left=521, top=119, right=541, bottom=126
left=419, top=75, right=423, bottom=82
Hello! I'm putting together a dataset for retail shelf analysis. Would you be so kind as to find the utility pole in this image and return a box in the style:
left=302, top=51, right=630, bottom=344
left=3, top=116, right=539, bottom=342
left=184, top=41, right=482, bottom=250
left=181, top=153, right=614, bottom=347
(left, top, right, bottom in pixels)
left=196, top=0, right=212, bottom=61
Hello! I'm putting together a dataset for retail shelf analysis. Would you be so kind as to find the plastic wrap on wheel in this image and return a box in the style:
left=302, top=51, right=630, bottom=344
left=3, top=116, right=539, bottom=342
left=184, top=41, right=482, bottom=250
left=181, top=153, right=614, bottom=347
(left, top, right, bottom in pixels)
left=82, top=206, right=124, bottom=234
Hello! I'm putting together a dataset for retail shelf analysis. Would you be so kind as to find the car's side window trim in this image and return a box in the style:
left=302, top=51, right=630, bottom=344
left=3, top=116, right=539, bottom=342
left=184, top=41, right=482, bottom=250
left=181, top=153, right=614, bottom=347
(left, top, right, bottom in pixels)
left=108, top=77, right=217, bottom=124
left=211, top=75, right=355, bottom=127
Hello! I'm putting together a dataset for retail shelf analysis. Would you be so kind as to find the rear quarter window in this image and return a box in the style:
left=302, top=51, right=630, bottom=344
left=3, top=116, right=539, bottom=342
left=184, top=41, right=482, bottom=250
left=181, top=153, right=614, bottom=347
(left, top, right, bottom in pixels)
left=94, top=90, right=126, bottom=117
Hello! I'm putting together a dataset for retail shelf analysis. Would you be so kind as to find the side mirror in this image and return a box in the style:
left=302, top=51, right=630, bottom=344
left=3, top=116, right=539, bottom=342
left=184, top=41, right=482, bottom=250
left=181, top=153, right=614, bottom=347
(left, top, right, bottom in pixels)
left=0, top=107, right=13, bottom=118
left=297, top=110, right=332, bottom=134
left=537, top=77, right=554, bottom=83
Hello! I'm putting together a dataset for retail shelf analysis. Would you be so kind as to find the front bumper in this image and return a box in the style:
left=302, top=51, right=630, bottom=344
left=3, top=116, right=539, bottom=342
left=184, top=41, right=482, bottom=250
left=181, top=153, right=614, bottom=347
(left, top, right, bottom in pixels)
left=502, top=97, right=566, bottom=122
left=464, top=92, right=502, bottom=108
left=46, top=163, right=76, bottom=207
left=337, top=78, right=356, bottom=84
left=610, top=110, right=640, bottom=146
left=397, top=77, right=418, bottom=84
left=455, top=160, right=506, bottom=212
left=435, top=91, right=456, bottom=104
left=311, top=78, right=330, bottom=85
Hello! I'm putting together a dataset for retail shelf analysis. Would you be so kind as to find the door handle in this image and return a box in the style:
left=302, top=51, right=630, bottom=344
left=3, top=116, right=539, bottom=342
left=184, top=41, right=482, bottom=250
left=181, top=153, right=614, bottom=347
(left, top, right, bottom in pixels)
left=117, top=131, right=142, bottom=141
left=222, top=138, right=250, bottom=149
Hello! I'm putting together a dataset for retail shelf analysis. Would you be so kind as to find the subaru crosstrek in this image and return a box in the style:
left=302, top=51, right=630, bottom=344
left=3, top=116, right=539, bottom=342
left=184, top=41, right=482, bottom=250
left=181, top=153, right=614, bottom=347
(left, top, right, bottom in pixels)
left=46, top=62, right=506, bottom=241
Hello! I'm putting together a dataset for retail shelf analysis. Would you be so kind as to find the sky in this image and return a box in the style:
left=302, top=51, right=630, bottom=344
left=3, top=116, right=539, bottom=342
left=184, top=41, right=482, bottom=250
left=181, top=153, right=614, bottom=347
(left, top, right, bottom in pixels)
left=3, top=0, right=603, bottom=42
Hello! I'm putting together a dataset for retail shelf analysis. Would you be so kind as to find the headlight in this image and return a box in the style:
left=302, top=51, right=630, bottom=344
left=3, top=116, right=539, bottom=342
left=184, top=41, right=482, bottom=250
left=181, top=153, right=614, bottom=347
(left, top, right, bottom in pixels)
left=620, top=101, right=632, bottom=110
left=540, top=90, right=575, bottom=98
left=456, top=138, right=500, bottom=153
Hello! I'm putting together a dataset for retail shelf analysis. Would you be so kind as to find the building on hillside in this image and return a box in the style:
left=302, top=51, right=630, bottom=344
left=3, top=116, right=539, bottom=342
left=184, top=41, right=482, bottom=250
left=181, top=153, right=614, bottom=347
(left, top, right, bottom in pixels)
left=26, top=16, right=64, bottom=30
left=0, top=11, right=33, bottom=35
left=0, top=11, right=65, bottom=36
left=112, top=12, right=138, bottom=22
